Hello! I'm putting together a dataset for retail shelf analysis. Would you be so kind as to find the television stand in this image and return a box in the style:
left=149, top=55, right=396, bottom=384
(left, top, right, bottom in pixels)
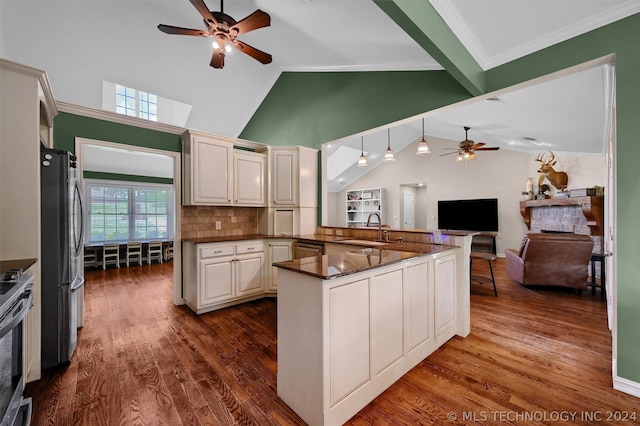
left=471, top=232, right=497, bottom=254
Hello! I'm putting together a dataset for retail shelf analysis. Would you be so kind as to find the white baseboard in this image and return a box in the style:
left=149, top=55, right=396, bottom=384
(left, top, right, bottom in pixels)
left=613, top=375, right=640, bottom=398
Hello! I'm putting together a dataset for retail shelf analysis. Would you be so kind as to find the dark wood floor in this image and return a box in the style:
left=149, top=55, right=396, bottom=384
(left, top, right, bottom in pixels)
left=25, top=258, right=640, bottom=425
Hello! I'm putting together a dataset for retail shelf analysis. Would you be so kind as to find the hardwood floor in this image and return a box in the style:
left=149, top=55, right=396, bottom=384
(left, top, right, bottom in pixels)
left=25, top=258, right=639, bottom=425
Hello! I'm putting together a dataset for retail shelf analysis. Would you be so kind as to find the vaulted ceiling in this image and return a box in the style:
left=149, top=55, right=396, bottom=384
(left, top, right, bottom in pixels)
left=1, top=1, right=638, bottom=165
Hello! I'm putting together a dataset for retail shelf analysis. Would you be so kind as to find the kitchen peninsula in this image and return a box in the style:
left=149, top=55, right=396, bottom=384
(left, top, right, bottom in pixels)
left=274, top=238, right=470, bottom=426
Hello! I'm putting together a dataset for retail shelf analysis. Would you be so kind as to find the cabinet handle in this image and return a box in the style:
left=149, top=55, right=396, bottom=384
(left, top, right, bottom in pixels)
left=247, top=247, right=254, bottom=250
left=214, top=250, right=223, bottom=254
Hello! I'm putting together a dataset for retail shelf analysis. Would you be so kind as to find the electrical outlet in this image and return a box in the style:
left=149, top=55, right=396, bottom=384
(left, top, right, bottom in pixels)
left=215, top=221, right=221, bottom=230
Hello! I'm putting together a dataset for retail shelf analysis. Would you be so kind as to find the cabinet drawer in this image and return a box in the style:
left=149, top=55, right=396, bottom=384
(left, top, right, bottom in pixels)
left=200, top=245, right=234, bottom=258
left=236, top=242, right=264, bottom=254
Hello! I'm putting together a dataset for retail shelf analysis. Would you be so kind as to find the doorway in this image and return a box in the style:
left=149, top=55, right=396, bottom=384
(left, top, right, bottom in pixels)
left=74, top=137, right=182, bottom=306
left=399, top=183, right=427, bottom=229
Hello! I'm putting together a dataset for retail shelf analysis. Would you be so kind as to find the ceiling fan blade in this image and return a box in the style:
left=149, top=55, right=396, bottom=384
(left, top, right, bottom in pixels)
left=232, top=9, right=271, bottom=35
left=234, top=40, right=272, bottom=64
left=439, top=151, right=460, bottom=157
left=476, top=147, right=500, bottom=151
left=210, top=49, right=225, bottom=69
left=190, top=0, right=219, bottom=27
left=471, top=142, right=486, bottom=149
left=158, top=24, right=210, bottom=37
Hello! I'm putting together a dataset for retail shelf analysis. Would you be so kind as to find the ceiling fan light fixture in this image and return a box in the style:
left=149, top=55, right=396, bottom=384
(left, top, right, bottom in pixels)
left=358, top=136, right=368, bottom=167
left=224, top=43, right=232, bottom=53
left=456, top=152, right=464, bottom=162
left=383, top=128, right=395, bottom=162
left=212, top=40, right=220, bottom=49
left=416, top=118, right=431, bottom=155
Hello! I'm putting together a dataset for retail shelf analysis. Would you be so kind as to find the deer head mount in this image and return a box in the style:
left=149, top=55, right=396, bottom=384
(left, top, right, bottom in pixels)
left=535, top=151, right=568, bottom=191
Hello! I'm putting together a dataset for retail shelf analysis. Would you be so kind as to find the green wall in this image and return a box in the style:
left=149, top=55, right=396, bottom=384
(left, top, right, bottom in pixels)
left=53, top=112, right=181, bottom=153
left=242, top=14, right=640, bottom=384
left=240, top=70, right=470, bottom=148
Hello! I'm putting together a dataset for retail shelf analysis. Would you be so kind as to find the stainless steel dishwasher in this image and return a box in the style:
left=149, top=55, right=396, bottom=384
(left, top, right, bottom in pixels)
left=292, top=242, right=324, bottom=259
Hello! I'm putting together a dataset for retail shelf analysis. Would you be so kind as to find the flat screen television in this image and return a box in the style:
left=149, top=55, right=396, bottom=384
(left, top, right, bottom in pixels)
left=437, top=198, right=498, bottom=232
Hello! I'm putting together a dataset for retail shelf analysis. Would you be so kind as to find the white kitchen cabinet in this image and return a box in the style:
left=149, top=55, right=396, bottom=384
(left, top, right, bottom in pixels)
left=201, top=255, right=235, bottom=305
left=434, top=253, right=457, bottom=343
left=183, top=241, right=265, bottom=314
left=272, top=148, right=298, bottom=206
left=235, top=242, right=265, bottom=297
left=259, top=145, right=318, bottom=208
left=182, top=130, right=234, bottom=205
left=267, top=240, right=293, bottom=292
left=277, top=250, right=460, bottom=426
left=1, top=60, right=57, bottom=383
left=233, top=150, right=266, bottom=206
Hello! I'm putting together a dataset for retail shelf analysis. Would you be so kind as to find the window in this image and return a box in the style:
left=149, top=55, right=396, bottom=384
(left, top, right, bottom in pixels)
left=115, top=84, right=157, bottom=121
left=86, top=180, right=173, bottom=243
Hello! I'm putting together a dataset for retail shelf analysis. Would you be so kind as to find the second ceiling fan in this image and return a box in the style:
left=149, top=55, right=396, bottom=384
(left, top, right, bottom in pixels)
left=441, top=126, right=500, bottom=161
left=158, top=0, right=272, bottom=69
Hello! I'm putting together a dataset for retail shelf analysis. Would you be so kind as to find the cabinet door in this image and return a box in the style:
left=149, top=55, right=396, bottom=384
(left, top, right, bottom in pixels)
left=236, top=254, right=264, bottom=297
left=234, top=152, right=265, bottom=206
left=272, top=150, right=298, bottom=206
left=193, top=136, right=233, bottom=205
left=405, top=260, right=431, bottom=353
left=434, top=255, right=456, bottom=338
left=268, top=242, right=292, bottom=291
left=329, top=279, right=370, bottom=405
left=371, top=269, right=404, bottom=377
left=200, top=257, right=234, bottom=306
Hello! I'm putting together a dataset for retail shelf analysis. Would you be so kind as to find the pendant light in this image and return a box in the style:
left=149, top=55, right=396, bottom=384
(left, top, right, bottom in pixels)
left=383, top=128, right=396, bottom=162
left=416, top=118, right=431, bottom=155
left=357, top=136, right=368, bottom=167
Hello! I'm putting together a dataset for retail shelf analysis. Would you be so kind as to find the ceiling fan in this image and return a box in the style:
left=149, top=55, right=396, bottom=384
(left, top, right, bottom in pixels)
left=441, top=126, right=500, bottom=161
left=158, top=0, right=272, bottom=69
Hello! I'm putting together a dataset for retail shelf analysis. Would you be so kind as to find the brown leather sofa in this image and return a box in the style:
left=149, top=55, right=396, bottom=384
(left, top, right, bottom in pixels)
left=505, top=233, right=594, bottom=290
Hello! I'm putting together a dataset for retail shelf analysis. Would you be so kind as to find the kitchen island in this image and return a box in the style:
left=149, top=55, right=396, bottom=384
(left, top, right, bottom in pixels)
left=274, top=241, right=470, bottom=426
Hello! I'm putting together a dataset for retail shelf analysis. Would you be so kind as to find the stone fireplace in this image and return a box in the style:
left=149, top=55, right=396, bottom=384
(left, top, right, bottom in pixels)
left=520, top=196, right=604, bottom=253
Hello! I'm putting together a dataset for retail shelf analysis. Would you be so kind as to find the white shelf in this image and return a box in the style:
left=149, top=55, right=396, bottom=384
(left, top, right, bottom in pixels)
left=346, top=188, right=385, bottom=227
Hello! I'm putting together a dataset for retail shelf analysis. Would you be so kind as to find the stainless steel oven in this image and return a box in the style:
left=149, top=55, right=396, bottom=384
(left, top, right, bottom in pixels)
left=0, top=271, right=34, bottom=426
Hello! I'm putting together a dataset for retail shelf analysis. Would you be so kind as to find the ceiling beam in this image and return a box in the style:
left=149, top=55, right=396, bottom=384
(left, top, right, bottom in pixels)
left=373, top=0, right=484, bottom=96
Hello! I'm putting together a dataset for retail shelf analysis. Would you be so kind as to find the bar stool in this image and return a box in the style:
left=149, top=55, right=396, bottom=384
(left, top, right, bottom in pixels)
left=470, top=251, right=498, bottom=296
left=126, top=242, right=143, bottom=267
left=102, top=244, right=120, bottom=270
left=147, top=241, right=163, bottom=265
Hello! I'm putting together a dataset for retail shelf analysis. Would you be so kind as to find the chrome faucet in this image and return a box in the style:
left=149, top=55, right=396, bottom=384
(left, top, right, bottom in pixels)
left=366, top=212, right=382, bottom=241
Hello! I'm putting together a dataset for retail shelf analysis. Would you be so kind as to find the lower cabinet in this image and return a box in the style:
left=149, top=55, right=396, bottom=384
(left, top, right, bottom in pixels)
left=267, top=240, right=293, bottom=293
left=183, top=241, right=265, bottom=314
left=277, top=250, right=460, bottom=426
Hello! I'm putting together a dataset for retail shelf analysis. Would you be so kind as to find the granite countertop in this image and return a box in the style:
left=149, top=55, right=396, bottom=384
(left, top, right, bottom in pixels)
left=181, top=233, right=373, bottom=245
left=0, top=258, right=37, bottom=277
left=273, top=243, right=455, bottom=280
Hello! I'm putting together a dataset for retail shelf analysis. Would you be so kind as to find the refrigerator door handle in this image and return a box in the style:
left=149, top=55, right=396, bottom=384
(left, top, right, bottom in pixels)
left=70, top=275, right=85, bottom=292
left=74, top=182, right=84, bottom=256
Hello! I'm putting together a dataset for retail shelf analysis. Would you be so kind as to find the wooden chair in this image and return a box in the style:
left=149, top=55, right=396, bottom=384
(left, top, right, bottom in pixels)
left=126, top=242, right=143, bottom=267
left=84, top=247, right=98, bottom=269
left=102, top=244, right=120, bottom=270
left=164, top=241, right=174, bottom=261
left=147, top=241, right=163, bottom=265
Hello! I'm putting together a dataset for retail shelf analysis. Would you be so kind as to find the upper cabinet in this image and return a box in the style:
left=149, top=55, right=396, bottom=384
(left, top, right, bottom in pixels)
left=233, top=150, right=266, bottom=206
left=182, top=130, right=266, bottom=207
left=260, top=146, right=318, bottom=208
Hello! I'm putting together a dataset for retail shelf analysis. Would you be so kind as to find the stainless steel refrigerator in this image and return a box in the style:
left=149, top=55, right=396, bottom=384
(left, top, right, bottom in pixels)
left=40, top=146, right=85, bottom=370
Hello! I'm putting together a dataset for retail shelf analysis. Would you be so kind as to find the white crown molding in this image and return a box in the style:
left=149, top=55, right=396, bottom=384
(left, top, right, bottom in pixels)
left=56, top=101, right=186, bottom=135
left=428, top=0, right=491, bottom=70
left=282, top=63, right=444, bottom=72
left=57, top=101, right=266, bottom=151
left=1, top=58, right=58, bottom=117
left=429, top=0, right=640, bottom=71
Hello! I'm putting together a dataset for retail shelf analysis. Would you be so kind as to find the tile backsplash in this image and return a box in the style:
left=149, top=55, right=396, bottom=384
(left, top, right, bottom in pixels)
left=181, top=206, right=258, bottom=239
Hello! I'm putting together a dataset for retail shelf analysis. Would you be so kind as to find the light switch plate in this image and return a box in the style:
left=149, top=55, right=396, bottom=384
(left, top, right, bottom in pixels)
left=215, top=221, right=221, bottom=230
